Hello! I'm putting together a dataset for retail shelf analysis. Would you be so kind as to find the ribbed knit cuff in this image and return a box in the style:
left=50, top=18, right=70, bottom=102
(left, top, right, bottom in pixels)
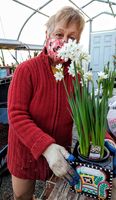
left=31, top=135, right=55, bottom=160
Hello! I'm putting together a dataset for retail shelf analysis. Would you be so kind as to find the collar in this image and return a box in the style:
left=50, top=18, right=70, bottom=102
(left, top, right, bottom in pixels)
left=40, top=47, right=71, bottom=76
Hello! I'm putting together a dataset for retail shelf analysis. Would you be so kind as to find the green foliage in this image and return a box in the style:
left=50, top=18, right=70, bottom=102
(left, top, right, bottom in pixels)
left=64, top=62, right=115, bottom=157
left=103, top=58, right=116, bottom=98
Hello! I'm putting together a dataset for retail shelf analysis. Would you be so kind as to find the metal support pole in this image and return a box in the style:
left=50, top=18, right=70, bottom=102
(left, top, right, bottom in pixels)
left=95, top=0, right=116, bottom=6
left=108, top=0, right=115, bottom=17
left=12, top=0, right=49, bottom=17
left=68, top=0, right=91, bottom=20
left=88, top=20, right=93, bottom=70
left=81, top=0, right=94, bottom=9
left=13, top=0, right=52, bottom=60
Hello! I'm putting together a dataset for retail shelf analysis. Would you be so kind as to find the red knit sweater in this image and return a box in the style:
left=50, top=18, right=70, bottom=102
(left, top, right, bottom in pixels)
left=7, top=48, right=73, bottom=180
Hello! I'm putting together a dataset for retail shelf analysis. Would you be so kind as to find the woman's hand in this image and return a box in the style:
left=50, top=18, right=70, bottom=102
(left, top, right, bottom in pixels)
left=43, top=144, right=70, bottom=177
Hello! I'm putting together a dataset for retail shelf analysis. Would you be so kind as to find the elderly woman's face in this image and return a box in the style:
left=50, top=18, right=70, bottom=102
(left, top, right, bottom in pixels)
left=46, top=22, right=81, bottom=64
left=51, top=21, right=80, bottom=42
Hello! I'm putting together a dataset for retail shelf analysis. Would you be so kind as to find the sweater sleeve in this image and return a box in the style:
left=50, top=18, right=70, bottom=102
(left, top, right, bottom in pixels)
left=8, top=63, right=55, bottom=160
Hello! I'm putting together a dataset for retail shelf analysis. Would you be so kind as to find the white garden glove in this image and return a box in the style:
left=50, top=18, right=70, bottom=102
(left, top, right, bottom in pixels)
left=43, top=144, right=70, bottom=177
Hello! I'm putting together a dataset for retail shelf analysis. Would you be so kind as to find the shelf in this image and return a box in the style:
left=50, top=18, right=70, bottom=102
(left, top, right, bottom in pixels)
left=0, top=38, right=43, bottom=51
left=0, top=75, right=12, bottom=85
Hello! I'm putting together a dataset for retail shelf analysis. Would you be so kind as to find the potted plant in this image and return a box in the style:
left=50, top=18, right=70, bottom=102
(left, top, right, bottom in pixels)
left=54, top=39, right=113, bottom=159
left=103, top=57, right=116, bottom=98
left=54, top=39, right=115, bottom=199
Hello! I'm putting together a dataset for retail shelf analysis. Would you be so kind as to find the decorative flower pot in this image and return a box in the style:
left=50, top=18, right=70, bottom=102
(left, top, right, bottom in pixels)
left=70, top=142, right=114, bottom=200
left=76, top=143, right=110, bottom=163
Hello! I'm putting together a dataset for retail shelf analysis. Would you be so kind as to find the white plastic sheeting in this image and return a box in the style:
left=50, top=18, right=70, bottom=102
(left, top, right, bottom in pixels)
left=0, top=0, right=116, bottom=64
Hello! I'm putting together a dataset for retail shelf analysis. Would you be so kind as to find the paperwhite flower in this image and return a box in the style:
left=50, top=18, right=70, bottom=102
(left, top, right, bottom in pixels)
left=83, top=71, right=93, bottom=81
left=81, top=60, right=89, bottom=73
left=78, top=51, right=90, bottom=72
left=54, top=71, right=64, bottom=81
left=56, top=64, right=63, bottom=70
left=57, top=39, right=83, bottom=62
left=54, top=39, right=90, bottom=81
left=68, top=62, right=75, bottom=77
left=80, top=51, right=91, bottom=62
left=97, top=71, right=108, bottom=80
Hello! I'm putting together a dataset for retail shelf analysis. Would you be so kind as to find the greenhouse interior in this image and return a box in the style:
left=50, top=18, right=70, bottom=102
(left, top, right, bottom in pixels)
left=0, top=0, right=116, bottom=200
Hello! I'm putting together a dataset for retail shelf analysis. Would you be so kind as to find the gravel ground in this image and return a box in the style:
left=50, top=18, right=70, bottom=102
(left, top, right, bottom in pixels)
left=0, top=171, right=45, bottom=200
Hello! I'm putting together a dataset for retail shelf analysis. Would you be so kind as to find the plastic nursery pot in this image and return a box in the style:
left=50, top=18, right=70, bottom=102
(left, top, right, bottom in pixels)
left=73, top=142, right=110, bottom=164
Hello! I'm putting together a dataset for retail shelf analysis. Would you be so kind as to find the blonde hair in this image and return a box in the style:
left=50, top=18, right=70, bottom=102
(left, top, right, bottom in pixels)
left=46, top=6, right=85, bottom=36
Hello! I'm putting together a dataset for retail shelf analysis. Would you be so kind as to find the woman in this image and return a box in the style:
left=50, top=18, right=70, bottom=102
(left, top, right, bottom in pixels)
left=7, top=6, right=85, bottom=200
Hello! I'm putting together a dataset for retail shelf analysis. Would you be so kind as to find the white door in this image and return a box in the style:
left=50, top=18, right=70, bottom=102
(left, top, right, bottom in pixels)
left=90, top=30, right=116, bottom=87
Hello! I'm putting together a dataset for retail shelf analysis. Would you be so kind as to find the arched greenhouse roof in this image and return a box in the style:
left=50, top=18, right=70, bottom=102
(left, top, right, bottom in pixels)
left=0, top=0, right=116, bottom=64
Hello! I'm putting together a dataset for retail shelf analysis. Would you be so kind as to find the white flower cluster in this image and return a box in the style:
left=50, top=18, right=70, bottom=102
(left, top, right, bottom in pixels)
left=54, top=39, right=90, bottom=81
left=83, top=71, right=93, bottom=82
left=58, top=39, right=83, bottom=62
left=97, top=71, right=108, bottom=80
left=54, top=39, right=109, bottom=83
left=54, top=64, right=64, bottom=81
